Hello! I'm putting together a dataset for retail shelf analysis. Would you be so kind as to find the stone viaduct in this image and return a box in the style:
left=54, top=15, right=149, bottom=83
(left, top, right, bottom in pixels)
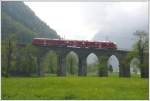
left=16, top=44, right=149, bottom=78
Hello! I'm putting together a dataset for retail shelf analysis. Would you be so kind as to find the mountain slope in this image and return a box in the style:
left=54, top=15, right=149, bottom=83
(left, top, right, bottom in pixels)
left=1, top=1, right=60, bottom=43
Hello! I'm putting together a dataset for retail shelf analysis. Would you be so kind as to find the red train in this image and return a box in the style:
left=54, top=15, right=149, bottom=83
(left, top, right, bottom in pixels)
left=32, top=38, right=117, bottom=49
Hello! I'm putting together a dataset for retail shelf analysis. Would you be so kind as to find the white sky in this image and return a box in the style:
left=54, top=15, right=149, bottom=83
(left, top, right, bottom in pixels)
left=24, top=2, right=148, bottom=40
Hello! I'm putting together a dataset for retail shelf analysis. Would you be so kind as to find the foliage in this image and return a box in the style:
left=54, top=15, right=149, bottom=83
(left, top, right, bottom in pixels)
left=133, top=31, right=148, bottom=67
left=133, top=30, right=148, bottom=52
left=96, top=56, right=108, bottom=76
left=1, top=11, right=36, bottom=43
left=126, top=30, right=149, bottom=78
left=2, top=76, right=148, bottom=100
left=42, top=51, right=58, bottom=74
left=66, top=52, right=78, bottom=75
left=87, top=64, right=98, bottom=75
left=1, top=1, right=60, bottom=40
left=108, top=65, right=113, bottom=73
left=16, top=44, right=37, bottom=76
left=1, top=1, right=60, bottom=77
left=130, top=58, right=140, bottom=74
left=1, top=37, right=17, bottom=76
left=127, top=31, right=148, bottom=64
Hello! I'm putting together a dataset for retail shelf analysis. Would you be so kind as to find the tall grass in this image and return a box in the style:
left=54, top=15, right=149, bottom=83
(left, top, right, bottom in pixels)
left=2, top=76, right=148, bottom=100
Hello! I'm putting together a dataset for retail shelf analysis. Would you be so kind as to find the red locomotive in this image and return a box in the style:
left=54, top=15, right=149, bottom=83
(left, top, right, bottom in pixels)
left=32, top=38, right=117, bottom=49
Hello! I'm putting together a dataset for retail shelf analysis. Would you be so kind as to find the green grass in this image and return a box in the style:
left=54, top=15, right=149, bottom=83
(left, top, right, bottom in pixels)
left=2, top=76, right=149, bottom=100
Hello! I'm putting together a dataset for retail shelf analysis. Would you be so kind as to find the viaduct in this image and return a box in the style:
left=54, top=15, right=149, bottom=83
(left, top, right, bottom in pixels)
left=16, top=44, right=149, bottom=78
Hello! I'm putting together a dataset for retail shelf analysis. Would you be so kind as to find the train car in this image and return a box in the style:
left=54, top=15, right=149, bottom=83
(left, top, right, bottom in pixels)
left=32, top=38, right=117, bottom=49
left=32, top=38, right=66, bottom=47
left=32, top=38, right=47, bottom=45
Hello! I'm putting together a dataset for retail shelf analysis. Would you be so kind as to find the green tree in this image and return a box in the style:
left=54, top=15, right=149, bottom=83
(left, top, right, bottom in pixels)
left=132, top=30, right=148, bottom=78
left=97, top=56, right=108, bottom=76
left=133, top=30, right=148, bottom=63
left=43, top=51, right=58, bottom=74
left=66, top=52, right=78, bottom=75
left=14, top=44, right=37, bottom=76
left=108, top=65, right=113, bottom=73
left=1, top=34, right=17, bottom=77
left=1, top=1, right=60, bottom=77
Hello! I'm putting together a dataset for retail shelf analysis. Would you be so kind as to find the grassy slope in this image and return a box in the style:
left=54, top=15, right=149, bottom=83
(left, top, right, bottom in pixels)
left=2, top=76, right=149, bottom=100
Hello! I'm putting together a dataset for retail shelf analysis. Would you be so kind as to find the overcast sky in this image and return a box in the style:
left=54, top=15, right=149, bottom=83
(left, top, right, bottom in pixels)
left=24, top=2, right=148, bottom=41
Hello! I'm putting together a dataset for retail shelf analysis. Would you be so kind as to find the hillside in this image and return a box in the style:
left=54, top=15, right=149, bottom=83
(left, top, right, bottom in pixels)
left=1, top=1, right=60, bottom=43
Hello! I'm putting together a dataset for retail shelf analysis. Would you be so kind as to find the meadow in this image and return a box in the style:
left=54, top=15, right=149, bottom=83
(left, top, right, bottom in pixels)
left=2, top=76, right=149, bottom=100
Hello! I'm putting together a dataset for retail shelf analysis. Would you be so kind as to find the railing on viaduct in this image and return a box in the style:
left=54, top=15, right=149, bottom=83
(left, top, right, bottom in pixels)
left=16, top=44, right=149, bottom=78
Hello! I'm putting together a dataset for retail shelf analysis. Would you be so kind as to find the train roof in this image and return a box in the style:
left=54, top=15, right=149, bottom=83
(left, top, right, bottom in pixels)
left=33, top=38, right=61, bottom=40
left=33, top=38, right=115, bottom=43
left=33, top=38, right=50, bottom=40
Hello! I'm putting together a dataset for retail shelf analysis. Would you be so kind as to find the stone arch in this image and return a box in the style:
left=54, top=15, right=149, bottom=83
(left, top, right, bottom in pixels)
left=33, top=47, right=59, bottom=76
left=96, top=54, right=109, bottom=77
left=108, top=55, right=119, bottom=76
left=114, top=52, right=131, bottom=77
left=42, top=50, right=58, bottom=76
left=130, top=57, right=140, bottom=77
left=86, top=53, right=99, bottom=76
left=65, top=51, right=79, bottom=75
left=42, top=49, right=58, bottom=60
